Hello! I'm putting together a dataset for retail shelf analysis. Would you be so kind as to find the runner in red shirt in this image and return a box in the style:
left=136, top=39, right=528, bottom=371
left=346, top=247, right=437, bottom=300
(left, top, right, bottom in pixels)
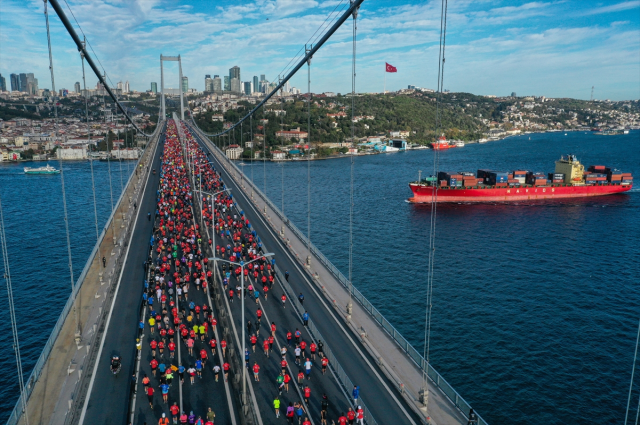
left=281, top=294, right=286, bottom=308
left=283, top=373, right=291, bottom=392
left=310, top=342, right=317, bottom=360
left=356, top=406, right=364, bottom=425
left=200, top=348, right=208, bottom=366
left=168, top=341, right=176, bottom=359
left=150, top=339, right=157, bottom=358
left=209, top=338, right=217, bottom=355
left=321, top=356, right=329, bottom=374
left=297, top=370, right=305, bottom=386
left=170, top=402, right=180, bottom=423
left=338, top=414, right=347, bottom=425
left=221, top=339, right=227, bottom=357
left=150, top=358, right=158, bottom=376
left=223, top=362, right=230, bottom=382
left=252, top=362, right=260, bottom=382
left=268, top=335, right=275, bottom=351
left=250, top=334, right=257, bottom=352
left=304, top=386, right=311, bottom=403
left=347, top=408, right=356, bottom=425
left=263, top=339, right=270, bottom=357
left=271, top=322, right=276, bottom=338
left=286, top=331, right=292, bottom=346
left=146, top=386, right=154, bottom=408
left=280, top=359, right=287, bottom=374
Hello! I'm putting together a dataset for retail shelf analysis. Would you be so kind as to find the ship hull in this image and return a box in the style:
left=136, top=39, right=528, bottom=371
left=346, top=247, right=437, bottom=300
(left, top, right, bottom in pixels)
left=408, top=183, right=633, bottom=203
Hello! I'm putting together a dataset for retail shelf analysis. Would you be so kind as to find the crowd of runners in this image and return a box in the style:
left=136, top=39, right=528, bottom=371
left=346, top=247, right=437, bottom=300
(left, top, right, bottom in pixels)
left=137, top=120, right=365, bottom=425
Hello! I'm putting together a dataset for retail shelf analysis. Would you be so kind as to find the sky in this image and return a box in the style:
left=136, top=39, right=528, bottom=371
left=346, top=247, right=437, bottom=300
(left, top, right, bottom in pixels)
left=0, top=0, right=639, bottom=100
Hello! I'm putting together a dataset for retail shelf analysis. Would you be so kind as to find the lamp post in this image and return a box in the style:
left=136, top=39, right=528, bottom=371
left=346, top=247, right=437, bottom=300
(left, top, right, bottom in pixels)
left=209, top=252, right=274, bottom=410
left=195, top=160, right=215, bottom=194
left=196, top=188, right=231, bottom=287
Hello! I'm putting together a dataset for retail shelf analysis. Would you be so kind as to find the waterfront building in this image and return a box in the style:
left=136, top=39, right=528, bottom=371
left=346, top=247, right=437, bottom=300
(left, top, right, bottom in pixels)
left=56, top=145, right=88, bottom=160
left=225, top=144, right=243, bottom=159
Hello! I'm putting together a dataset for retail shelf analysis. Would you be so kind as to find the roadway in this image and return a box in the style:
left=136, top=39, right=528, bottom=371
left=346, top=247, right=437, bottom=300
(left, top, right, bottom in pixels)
left=79, top=129, right=164, bottom=425
left=194, top=126, right=424, bottom=425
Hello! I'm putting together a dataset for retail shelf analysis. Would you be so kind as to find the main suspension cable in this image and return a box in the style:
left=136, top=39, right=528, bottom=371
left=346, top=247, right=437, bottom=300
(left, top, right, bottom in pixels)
left=306, top=45, right=313, bottom=261
left=625, top=317, right=640, bottom=424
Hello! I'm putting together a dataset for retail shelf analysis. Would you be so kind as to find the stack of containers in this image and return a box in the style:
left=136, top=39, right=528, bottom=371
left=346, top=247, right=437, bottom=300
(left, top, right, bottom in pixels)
left=526, top=172, right=548, bottom=186
left=584, top=171, right=608, bottom=185
left=513, top=170, right=527, bottom=185
left=459, top=172, right=478, bottom=187
left=487, top=171, right=509, bottom=187
left=622, top=172, right=633, bottom=185
left=588, top=165, right=606, bottom=173
left=607, top=169, right=623, bottom=184
left=548, top=172, right=565, bottom=184
left=437, top=171, right=463, bottom=187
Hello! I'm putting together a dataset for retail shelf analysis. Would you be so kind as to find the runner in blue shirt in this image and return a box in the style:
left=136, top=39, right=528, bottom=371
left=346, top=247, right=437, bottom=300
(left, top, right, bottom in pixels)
left=196, top=359, right=203, bottom=378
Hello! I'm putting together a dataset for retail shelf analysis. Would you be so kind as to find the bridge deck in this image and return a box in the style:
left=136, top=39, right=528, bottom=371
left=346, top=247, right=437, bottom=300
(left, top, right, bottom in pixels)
left=195, top=126, right=469, bottom=425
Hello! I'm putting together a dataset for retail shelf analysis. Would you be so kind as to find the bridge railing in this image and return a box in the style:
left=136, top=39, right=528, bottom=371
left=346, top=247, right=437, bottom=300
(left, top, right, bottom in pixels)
left=6, top=123, right=163, bottom=425
left=192, top=126, right=487, bottom=425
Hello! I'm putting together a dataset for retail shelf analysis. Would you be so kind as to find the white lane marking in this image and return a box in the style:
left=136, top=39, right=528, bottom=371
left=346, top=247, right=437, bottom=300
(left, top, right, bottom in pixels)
left=79, top=129, right=162, bottom=425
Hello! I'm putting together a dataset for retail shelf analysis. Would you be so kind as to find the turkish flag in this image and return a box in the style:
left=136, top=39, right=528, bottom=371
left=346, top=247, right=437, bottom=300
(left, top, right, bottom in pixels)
left=385, top=62, right=397, bottom=73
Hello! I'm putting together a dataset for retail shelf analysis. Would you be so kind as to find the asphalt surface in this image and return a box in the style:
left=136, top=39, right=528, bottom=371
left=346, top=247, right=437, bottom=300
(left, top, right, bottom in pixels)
left=81, top=130, right=165, bottom=425
left=193, top=127, right=424, bottom=425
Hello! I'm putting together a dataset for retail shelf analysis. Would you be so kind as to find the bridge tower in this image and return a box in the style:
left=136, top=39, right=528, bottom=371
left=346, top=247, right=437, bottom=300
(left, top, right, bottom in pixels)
left=160, top=54, right=185, bottom=120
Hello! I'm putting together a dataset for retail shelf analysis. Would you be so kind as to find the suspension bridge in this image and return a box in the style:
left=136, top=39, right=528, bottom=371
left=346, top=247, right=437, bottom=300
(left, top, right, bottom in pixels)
left=1, top=0, right=489, bottom=424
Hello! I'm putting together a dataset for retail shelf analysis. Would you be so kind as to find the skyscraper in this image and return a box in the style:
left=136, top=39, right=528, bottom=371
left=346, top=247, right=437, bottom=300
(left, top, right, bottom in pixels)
left=230, top=78, right=241, bottom=94
left=205, top=76, right=214, bottom=92
left=151, top=82, right=158, bottom=93
left=224, top=76, right=230, bottom=91
left=75, top=82, right=81, bottom=93
left=19, top=74, right=28, bottom=92
left=10, top=74, right=19, bottom=91
left=253, top=76, right=259, bottom=93
left=124, top=81, right=130, bottom=93
left=182, top=76, right=189, bottom=93
left=260, top=74, right=265, bottom=82
left=213, top=76, right=222, bottom=93
left=229, top=66, right=240, bottom=83
left=244, top=81, right=252, bottom=96
left=0, top=74, right=6, bottom=92
left=117, top=81, right=123, bottom=91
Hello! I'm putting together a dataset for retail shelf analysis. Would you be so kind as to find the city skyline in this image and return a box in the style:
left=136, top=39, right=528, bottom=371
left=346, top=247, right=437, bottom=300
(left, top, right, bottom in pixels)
left=0, top=0, right=638, bottom=100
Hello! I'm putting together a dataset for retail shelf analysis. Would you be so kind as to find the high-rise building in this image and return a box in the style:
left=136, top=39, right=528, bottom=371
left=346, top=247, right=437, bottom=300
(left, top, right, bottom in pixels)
left=124, top=81, right=130, bottom=93
left=117, top=81, right=123, bottom=91
left=10, top=74, right=19, bottom=91
left=511, top=92, right=517, bottom=97
left=205, top=76, right=214, bottom=92
left=213, top=76, right=222, bottom=93
left=19, top=74, right=28, bottom=92
left=75, top=82, right=81, bottom=93
left=230, top=78, right=241, bottom=94
left=224, top=76, right=230, bottom=91
left=182, top=76, right=189, bottom=93
left=260, top=74, right=265, bottom=82
left=151, top=82, right=158, bottom=93
left=244, top=81, right=252, bottom=96
left=0, top=74, right=6, bottom=92
left=253, top=76, right=259, bottom=93
left=229, top=66, right=240, bottom=83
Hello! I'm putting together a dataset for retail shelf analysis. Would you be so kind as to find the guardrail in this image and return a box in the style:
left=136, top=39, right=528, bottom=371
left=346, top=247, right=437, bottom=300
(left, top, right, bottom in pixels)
left=190, top=125, right=487, bottom=425
left=6, top=123, right=163, bottom=425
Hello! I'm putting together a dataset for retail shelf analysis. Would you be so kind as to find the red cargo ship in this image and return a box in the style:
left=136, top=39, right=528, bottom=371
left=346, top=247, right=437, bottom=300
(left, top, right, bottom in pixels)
left=408, top=155, right=633, bottom=203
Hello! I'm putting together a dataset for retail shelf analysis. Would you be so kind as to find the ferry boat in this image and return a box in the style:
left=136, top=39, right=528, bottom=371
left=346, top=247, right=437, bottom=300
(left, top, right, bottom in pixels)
left=374, top=139, right=406, bottom=153
left=408, top=155, right=633, bottom=203
left=24, top=164, right=60, bottom=175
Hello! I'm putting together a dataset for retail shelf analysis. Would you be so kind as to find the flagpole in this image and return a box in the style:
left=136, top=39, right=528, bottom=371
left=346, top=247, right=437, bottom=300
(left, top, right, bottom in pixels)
left=384, top=68, right=386, bottom=95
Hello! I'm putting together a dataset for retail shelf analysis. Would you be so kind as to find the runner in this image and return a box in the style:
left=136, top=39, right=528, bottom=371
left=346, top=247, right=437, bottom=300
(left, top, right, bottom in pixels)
left=253, top=362, right=260, bottom=381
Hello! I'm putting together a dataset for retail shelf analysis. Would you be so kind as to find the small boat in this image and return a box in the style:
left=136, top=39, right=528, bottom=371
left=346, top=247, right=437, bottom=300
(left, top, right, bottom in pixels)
left=455, top=140, right=464, bottom=147
left=24, top=164, right=60, bottom=175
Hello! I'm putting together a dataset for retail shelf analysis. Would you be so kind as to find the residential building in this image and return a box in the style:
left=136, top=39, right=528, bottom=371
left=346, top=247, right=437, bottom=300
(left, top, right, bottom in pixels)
left=10, top=74, right=20, bottom=91
left=117, top=81, right=123, bottom=91
left=211, top=114, right=224, bottom=122
left=74, top=82, right=81, bottom=93
left=182, top=76, right=189, bottom=93
left=272, top=150, right=286, bottom=160
left=230, top=78, right=241, bottom=94
left=243, top=81, right=252, bottom=96
left=225, top=144, right=243, bottom=159
left=0, top=74, right=5, bottom=92
left=124, top=81, right=130, bottom=93
left=151, top=82, right=158, bottom=93
left=224, top=76, right=230, bottom=91
left=253, top=76, right=259, bottom=93
left=56, top=145, right=88, bottom=160
left=276, top=127, right=308, bottom=141
left=213, top=76, right=222, bottom=93
left=112, top=147, right=140, bottom=159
